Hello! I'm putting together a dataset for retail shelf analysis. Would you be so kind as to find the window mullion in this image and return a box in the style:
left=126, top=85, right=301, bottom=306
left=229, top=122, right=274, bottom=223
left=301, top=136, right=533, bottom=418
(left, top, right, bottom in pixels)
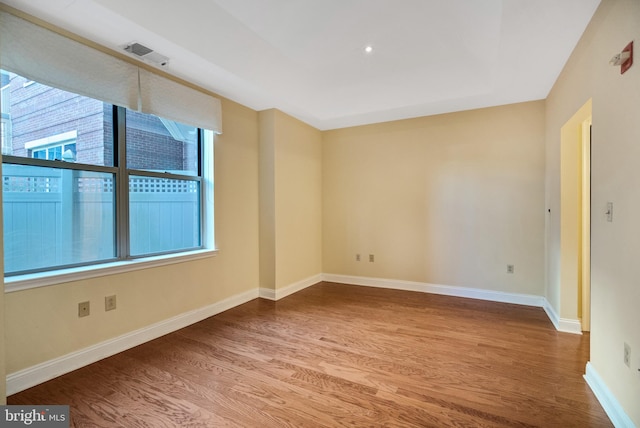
left=115, top=106, right=130, bottom=260
left=0, top=155, right=117, bottom=174
left=126, top=169, right=200, bottom=182
left=198, top=129, right=205, bottom=248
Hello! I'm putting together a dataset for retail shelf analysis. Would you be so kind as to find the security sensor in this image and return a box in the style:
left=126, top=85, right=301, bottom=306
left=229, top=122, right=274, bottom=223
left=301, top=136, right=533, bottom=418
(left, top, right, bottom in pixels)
left=610, top=41, right=633, bottom=74
left=609, top=51, right=630, bottom=66
left=124, top=42, right=169, bottom=67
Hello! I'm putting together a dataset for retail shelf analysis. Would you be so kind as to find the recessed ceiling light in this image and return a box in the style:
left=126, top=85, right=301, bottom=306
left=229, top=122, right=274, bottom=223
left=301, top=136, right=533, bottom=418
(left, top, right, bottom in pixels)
left=364, top=45, right=373, bottom=54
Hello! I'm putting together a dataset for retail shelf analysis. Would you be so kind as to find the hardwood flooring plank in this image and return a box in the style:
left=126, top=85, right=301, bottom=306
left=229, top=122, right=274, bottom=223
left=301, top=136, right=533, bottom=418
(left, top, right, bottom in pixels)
left=126, top=336, right=351, bottom=427
left=103, top=354, right=249, bottom=427
left=123, top=343, right=310, bottom=427
left=9, top=282, right=612, bottom=427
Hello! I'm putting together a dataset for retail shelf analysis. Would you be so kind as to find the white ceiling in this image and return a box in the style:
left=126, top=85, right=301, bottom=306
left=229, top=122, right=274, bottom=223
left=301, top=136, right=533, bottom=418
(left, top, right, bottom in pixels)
left=2, top=0, right=600, bottom=130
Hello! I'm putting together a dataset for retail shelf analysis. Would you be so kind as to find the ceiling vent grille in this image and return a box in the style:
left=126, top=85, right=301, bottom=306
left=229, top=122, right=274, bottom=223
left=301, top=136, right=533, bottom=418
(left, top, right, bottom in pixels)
left=124, top=42, right=169, bottom=67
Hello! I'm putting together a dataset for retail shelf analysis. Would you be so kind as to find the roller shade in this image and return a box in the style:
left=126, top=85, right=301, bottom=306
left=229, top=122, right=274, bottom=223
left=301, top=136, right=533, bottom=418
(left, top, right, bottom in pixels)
left=139, top=68, right=222, bottom=133
left=0, top=10, right=222, bottom=134
left=0, top=11, right=139, bottom=110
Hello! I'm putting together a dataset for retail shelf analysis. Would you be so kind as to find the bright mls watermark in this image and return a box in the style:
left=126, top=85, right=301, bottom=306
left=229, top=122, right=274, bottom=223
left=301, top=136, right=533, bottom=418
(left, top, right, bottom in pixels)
left=1, top=406, right=69, bottom=427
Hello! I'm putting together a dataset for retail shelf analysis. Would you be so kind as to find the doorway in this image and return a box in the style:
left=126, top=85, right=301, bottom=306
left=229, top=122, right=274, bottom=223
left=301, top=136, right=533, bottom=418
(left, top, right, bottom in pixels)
left=560, top=99, right=591, bottom=332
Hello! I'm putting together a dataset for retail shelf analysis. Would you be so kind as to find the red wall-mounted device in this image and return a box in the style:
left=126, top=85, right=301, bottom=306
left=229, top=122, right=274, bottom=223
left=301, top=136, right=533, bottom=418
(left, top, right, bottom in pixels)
left=620, top=41, right=633, bottom=75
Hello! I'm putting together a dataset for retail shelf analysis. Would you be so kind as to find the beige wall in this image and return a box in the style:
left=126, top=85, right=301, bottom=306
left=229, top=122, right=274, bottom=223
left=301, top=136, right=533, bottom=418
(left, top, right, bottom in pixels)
left=546, top=0, right=640, bottom=424
left=4, top=98, right=261, bottom=373
left=259, top=109, right=323, bottom=290
left=259, top=110, right=276, bottom=290
left=323, top=101, right=546, bottom=295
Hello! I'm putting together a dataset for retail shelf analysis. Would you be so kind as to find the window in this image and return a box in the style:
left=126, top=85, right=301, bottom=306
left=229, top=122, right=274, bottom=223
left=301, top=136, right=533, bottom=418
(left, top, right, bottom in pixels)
left=124, top=110, right=203, bottom=256
left=1, top=10, right=221, bottom=281
left=1, top=70, right=212, bottom=276
left=27, top=131, right=78, bottom=162
left=32, top=144, right=75, bottom=161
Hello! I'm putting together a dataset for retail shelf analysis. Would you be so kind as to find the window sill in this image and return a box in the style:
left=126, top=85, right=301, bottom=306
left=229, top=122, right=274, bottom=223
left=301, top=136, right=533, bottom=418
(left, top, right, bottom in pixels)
left=4, top=249, right=219, bottom=293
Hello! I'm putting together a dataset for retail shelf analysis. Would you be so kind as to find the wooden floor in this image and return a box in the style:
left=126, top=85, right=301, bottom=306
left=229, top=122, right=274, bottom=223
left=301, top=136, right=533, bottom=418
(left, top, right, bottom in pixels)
left=10, top=282, right=611, bottom=427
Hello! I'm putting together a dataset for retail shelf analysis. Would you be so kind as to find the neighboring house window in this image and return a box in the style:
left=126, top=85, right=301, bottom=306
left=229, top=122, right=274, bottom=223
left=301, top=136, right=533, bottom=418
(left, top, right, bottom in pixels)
left=32, top=144, right=74, bottom=161
left=1, top=70, right=211, bottom=276
left=26, top=131, right=78, bottom=162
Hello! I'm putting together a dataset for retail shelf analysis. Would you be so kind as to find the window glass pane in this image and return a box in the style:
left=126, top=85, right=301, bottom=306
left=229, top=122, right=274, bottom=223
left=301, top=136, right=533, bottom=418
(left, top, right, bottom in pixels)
left=129, top=176, right=201, bottom=256
left=49, top=146, right=61, bottom=160
left=126, top=110, right=198, bottom=176
left=0, top=69, right=113, bottom=167
left=2, top=164, right=116, bottom=274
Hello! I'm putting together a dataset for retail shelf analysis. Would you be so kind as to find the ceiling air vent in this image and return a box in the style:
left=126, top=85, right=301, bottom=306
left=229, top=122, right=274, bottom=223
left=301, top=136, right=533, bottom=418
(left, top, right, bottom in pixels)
left=124, top=42, right=169, bottom=67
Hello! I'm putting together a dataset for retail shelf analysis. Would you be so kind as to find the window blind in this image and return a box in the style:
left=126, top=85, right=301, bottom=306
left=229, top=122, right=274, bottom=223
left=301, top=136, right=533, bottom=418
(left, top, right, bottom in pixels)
left=139, top=68, right=222, bottom=133
left=0, top=10, right=222, bottom=134
left=0, top=11, right=139, bottom=111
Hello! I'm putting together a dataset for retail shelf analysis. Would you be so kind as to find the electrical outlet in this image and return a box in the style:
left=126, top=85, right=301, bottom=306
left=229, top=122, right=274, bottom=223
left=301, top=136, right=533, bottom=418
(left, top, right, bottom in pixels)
left=507, top=264, right=514, bottom=274
left=624, top=342, right=631, bottom=367
left=78, top=301, right=90, bottom=317
left=369, top=254, right=375, bottom=262
left=105, top=295, right=117, bottom=311
left=356, top=254, right=360, bottom=262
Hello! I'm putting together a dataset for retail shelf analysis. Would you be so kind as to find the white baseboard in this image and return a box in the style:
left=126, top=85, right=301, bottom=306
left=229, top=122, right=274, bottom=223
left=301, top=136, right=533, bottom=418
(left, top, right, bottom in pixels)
left=324, top=274, right=586, bottom=335
left=584, top=362, right=635, bottom=428
left=259, top=273, right=323, bottom=301
left=542, top=298, right=560, bottom=329
left=4, top=272, right=585, bottom=396
left=542, top=298, right=583, bottom=335
left=322, top=273, right=546, bottom=308
left=558, top=318, right=583, bottom=334
left=6, top=288, right=259, bottom=396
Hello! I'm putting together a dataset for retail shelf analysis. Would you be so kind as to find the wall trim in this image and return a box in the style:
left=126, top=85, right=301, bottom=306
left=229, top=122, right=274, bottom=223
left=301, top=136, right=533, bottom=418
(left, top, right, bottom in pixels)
left=584, top=362, right=635, bottom=428
left=5, top=249, right=218, bottom=293
left=259, top=273, right=323, bottom=301
left=322, top=273, right=546, bottom=307
left=5, top=273, right=585, bottom=395
left=542, top=298, right=583, bottom=335
left=542, top=298, right=560, bottom=330
left=6, top=288, right=259, bottom=396
left=558, top=318, right=583, bottom=334
left=323, top=274, right=586, bottom=335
